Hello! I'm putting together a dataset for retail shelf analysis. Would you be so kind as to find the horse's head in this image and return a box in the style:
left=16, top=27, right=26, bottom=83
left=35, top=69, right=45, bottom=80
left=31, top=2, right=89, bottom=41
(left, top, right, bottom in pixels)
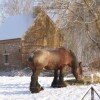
left=69, top=50, right=83, bottom=82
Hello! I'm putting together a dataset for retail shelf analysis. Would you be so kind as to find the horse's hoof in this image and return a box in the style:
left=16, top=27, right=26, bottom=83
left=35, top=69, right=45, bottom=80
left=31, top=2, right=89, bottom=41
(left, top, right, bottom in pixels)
left=51, top=84, right=58, bottom=88
left=30, top=87, right=41, bottom=93
left=51, top=82, right=58, bottom=88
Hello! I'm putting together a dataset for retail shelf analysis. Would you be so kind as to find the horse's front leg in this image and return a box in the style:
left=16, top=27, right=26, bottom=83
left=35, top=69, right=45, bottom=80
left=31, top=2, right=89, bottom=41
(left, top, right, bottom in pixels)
left=30, top=68, right=43, bottom=93
left=58, top=68, right=67, bottom=87
left=51, top=69, right=58, bottom=87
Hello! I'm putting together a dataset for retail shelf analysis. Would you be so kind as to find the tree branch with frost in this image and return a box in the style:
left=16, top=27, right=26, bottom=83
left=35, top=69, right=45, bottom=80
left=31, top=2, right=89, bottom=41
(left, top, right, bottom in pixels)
left=85, top=23, right=100, bottom=51
left=0, top=0, right=33, bottom=22
left=84, top=0, right=100, bottom=33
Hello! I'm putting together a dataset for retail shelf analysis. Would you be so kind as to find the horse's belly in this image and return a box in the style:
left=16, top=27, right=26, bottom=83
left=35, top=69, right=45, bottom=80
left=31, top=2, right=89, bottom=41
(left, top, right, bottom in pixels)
left=45, top=65, right=54, bottom=70
left=45, top=62, right=57, bottom=70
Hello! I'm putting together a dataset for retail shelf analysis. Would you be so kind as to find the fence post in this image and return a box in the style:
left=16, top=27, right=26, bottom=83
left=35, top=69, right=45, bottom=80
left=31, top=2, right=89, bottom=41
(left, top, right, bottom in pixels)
left=91, top=87, right=94, bottom=100
left=80, top=85, right=100, bottom=100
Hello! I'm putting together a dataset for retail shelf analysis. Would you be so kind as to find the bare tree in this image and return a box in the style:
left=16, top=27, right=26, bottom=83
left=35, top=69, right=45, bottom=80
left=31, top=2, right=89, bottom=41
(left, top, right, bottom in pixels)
left=0, top=0, right=34, bottom=23
left=40, top=0, right=100, bottom=66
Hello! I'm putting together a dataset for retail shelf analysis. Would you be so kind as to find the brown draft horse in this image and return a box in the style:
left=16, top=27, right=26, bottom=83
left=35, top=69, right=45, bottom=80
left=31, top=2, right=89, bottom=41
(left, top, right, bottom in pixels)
left=28, top=47, right=83, bottom=93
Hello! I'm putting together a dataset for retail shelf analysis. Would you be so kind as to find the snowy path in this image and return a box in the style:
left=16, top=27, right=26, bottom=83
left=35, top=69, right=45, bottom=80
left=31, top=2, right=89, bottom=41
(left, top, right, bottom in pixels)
left=0, top=76, right=100, bottom=100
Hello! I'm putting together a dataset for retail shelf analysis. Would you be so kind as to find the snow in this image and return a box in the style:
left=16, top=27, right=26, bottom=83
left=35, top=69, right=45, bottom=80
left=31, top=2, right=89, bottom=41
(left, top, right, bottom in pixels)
left=0, top=76, right=100, bottom=100
left=0, top=13, right=35, bottom=40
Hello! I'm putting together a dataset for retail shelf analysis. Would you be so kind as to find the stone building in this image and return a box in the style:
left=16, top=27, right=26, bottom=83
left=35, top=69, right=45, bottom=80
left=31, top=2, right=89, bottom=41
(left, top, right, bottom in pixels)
left=0, top=38, right=22, bottom=71
left=0, top=9, right=63, bottom=71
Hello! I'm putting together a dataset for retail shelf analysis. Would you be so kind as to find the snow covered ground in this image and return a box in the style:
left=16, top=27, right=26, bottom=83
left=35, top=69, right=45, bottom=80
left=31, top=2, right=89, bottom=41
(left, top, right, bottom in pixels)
left=0, top=76, right=100, bottom=100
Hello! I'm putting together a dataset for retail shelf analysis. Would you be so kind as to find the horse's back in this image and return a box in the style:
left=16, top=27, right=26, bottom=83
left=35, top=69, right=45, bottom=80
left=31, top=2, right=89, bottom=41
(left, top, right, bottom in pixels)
left=35, top=49, right=60, bottom=68
left=32, top=49, right=49, bottom=66
left=54, top=47, right=73, bottom=65
left=28, top=47, right=73, bottom=70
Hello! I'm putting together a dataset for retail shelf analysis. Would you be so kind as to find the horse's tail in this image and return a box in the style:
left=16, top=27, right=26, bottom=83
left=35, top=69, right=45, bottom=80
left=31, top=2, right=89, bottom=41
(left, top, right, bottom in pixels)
left=28, top=52, right=35, bottom=62
left=28, top=56, right=33, bottom=62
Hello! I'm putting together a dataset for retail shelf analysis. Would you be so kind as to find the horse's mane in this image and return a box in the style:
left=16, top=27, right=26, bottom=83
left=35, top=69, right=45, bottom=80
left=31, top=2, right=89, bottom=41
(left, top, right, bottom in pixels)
left=69, top=50, right=78, bottom=68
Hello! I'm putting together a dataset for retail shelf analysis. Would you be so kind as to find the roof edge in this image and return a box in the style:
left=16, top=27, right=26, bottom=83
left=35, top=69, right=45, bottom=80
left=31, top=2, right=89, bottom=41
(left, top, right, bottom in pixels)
left=0, top=38, right=21, bottom=41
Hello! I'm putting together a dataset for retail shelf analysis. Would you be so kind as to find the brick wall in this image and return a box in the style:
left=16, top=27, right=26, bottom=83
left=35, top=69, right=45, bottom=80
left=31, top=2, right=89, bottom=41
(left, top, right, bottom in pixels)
left=0, top=38, right=22, bottom=71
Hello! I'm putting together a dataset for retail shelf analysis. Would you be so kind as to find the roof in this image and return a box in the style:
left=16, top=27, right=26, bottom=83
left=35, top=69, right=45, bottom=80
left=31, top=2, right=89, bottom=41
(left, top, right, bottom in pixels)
left=0, top=13, right=36, bottom=40
left=0, top=38, right=21, bottom=44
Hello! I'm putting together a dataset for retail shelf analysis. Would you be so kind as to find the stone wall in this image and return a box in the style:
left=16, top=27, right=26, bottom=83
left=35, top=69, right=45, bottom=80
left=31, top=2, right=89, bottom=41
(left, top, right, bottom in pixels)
left=0, top=38, right=22, bottom=71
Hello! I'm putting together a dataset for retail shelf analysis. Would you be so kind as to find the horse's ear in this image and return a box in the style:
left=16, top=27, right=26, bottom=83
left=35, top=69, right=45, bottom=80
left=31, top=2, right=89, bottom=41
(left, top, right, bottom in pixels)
left=79, top=62, right=82, bottom=66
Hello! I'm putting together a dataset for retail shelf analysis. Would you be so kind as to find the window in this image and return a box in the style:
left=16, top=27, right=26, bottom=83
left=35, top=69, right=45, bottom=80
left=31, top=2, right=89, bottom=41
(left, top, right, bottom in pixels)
left=5, top=55, right=8, bottom=63
left=3, top=54, right=9, bottom=65
left=3, top=49, right=9, bottom=65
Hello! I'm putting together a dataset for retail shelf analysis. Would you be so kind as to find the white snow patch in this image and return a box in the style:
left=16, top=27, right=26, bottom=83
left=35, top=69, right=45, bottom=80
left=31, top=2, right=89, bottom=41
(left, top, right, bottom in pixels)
left=0, top=76, right=100, bottom=100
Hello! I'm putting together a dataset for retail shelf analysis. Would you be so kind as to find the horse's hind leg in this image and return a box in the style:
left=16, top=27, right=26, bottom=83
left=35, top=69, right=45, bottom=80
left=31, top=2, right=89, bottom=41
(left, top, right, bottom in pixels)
left=58, top=68, right=67, bottom=87
left=30, top=68, right=43, bottom=93
left=51, top=69, right=58, bottom=87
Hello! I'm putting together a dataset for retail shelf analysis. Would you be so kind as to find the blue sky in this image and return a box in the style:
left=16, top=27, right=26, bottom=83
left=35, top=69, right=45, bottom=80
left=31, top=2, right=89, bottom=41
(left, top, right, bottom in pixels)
left=0, top=13, right=34, bottom=40
left=0, top=0, right=42, bottom=40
